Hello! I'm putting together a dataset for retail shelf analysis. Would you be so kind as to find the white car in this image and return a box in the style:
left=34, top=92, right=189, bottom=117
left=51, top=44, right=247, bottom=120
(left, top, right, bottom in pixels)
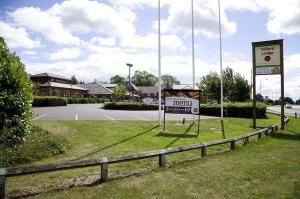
left=285, top=104, right=292, bottom=109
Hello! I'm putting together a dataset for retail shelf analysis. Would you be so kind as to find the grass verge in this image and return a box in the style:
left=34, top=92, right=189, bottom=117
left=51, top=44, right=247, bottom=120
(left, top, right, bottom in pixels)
left=5, top=114, right=296, bottom=198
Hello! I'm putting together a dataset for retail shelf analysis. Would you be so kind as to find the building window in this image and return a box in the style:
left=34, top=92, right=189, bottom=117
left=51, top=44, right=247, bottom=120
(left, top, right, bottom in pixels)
left=64, top=90, right=70, bottom=97
left=40, top=89, right=46, bottom=95
left=53, top=89, right=60, bottom=96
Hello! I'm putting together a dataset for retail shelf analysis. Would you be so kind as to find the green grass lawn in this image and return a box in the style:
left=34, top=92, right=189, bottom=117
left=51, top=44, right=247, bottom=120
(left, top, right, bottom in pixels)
left=6, top=114, right=300, bottom=198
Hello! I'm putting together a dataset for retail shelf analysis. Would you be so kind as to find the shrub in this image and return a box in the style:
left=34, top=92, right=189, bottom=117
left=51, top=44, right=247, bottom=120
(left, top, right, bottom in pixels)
left=104, top=102, right=160, bottom=110
left=200, top=102, right=266, bottom=118
left=0, top=37, right=33, bottom=147
left=0, top=125, right=68, bottom=167
left=66, top=97, right=111, bottom=104
left=32, top=96, right=67, bottom=107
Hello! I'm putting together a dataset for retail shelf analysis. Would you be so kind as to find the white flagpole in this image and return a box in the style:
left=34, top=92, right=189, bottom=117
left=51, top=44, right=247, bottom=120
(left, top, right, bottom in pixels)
left=192, top=0, right=195, bottom=89
left=192, top=0, right=196, bottom=122
left=158, top=0, right=162, bottom=125
left=218, top=0, right=225, bottom=138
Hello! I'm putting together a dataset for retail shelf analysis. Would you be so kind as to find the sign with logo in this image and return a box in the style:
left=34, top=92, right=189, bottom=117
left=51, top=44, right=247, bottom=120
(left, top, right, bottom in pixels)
left=164, top=89, right=200, bottom=115
left=253, top=42, right=282, bottom=75
left=252, top=39, right=285, bottom=130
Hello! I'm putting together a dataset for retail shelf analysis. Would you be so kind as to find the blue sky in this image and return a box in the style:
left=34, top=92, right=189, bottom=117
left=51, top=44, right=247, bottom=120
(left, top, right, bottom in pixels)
left=0, top=0, right=299, bottom=100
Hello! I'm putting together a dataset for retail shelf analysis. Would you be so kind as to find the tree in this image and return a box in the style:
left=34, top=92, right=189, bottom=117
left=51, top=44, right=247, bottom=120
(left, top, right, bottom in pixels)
left=113, top=85, right=126, bottom=101
left=71, top=75, right=79, bottom=84
left=199, top=72, right=221, bottom=103
left=282, top=97, right=294, bottom=104
left=161, top=74, right=180, bottom=86
left=132, top=70, right=158, bottom=86
left=256, top=93, right=264, bottom=102
left=199, top=67, right=251, bottom=103
left=296, top=99, right=300, bottom=105
left=0, top=37, right=33, bottom=147
left=110, top=75, right=125, bottom=85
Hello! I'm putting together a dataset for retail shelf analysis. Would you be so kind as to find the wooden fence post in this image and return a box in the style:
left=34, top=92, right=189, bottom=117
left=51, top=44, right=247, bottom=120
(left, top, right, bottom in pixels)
left=258, top=131, right=262, bottom=139
left=101, top=158, right=108, bottom=182
left=0, top=169, right=6, bottom=199
left=201, top=144, right=207, bottom=158
left=230, top=140, right=236, bottom=150
left=244, top=137, right=249, bottom=145
left=159, top=154, right=166, bottom=167
left=265, top=129, right=269, bottom=135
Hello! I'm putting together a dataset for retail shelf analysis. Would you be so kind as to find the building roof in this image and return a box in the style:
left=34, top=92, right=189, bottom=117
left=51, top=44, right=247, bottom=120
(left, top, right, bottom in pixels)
left=139, top=85, right=172, bottom=94
left=139, top=86, right=159, bottom=94
left=102, top=83, right=117, bottom=88
left=79, top=82, right=113, bottom=95
left=30, top=72, right=70, bottom=80
left=40, top=82, right=87, bottom=90
left=124, top=81, right=138, bottom=91
left=172, top=84, right=197, bottom=90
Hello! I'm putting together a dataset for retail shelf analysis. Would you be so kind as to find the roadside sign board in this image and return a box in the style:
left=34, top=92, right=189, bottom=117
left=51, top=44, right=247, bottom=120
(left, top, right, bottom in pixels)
left=253, top=41, right=282, bottom=75
left=164, top=89, right=200, bottom=115
left=163, top=89, right=201, bottom=133
left=252, top=39, right=285, bottom=130
left=165, top=97, right=199, bottom=114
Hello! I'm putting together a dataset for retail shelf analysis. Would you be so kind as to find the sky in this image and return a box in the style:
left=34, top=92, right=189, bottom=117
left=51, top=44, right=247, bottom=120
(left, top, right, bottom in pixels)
left=0, top=0, right=300, bottom=100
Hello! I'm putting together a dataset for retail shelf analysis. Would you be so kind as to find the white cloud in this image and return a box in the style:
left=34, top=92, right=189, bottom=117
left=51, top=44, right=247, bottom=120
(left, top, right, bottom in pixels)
left=9, top=7, right=81, bottom=45
left=121, top=33, right=184, bottom=50
left=156, top=1, right=236, bottom=38
left=0, top=21, right=42, bottom=49
left=21, top=50, right=37, bottom=56
left=264, top=0, right=300, bottom=35
left=89, top=37, right=116, bottom=47
left=49, top=48, right=81, bottom=60
left=49, top=0, right=136, bottom=38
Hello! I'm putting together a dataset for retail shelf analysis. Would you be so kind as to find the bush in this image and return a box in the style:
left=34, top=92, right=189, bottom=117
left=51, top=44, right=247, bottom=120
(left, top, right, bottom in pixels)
left=67, top=97, right=111, bottom=104
left=200, top=102, right=266, bottom=118
left=32, top=96, right=67, bottom=107
left=104, top=102, right=160, bottom=110
left=0, top=37, right=33, bottom=147
left=0, top=125, right=68, bottom=167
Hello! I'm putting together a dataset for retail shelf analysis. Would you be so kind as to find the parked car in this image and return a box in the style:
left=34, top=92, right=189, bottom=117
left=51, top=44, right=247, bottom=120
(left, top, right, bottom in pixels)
left=285, top=104, right=292, bottom=109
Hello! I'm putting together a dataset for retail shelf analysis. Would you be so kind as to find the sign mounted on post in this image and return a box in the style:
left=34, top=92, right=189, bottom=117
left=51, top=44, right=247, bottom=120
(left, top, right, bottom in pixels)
left=254, top=43, right=281, bottom=75
left=252, top=39, right=284, bottom=130
left=163, top=89, right=201, bottom=133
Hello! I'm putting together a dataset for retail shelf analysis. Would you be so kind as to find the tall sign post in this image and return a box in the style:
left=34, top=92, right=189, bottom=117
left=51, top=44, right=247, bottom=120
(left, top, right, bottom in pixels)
left=252, top=39, right=284, bottom=130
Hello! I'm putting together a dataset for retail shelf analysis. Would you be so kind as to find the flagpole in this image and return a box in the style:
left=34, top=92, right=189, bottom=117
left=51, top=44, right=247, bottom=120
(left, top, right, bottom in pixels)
left=218, top=0, right=225, bottom=139
left=191, top=0, right=196, bottom=122
left=158, top=0, right=162, bottom=125
left=192, top=0, right=195, bottom=90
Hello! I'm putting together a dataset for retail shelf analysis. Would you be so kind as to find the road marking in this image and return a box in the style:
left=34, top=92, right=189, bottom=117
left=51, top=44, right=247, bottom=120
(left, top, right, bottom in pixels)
left=104, top=114, right=115, bottom=121
left=75, top=114, right=78, bottom=120
left=33, top=114, right=47, bottom=121
left=132, top=116, right=148, bottom=121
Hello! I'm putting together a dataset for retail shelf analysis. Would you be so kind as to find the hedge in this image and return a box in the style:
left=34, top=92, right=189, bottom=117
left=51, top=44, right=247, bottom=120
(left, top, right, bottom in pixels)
left=200, top=102, right=266, bottom=118
left=32, top=96, right=67, bottom=107
left=103, top=102, right=160, bottom=110
left=67, top=97, right=111, bottom=104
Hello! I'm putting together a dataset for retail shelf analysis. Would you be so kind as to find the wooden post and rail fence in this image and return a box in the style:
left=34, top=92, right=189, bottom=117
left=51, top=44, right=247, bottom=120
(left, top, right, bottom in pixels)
left=0, top=117, right=290, bottom=198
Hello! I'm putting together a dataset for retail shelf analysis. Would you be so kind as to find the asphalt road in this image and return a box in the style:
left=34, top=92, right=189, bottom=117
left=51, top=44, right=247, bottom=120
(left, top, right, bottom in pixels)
left=267, top=105, right=300, bottom=115
left=33, top=104, right=217, bottom=121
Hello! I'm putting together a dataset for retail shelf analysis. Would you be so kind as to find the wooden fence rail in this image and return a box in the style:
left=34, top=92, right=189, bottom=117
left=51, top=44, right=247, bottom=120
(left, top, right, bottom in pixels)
left=0, top=117, right=289, bottom=198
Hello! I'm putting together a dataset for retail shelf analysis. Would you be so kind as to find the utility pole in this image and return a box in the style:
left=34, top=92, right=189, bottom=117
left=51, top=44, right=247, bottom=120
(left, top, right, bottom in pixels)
left=126, top=63, right=133, bottom=102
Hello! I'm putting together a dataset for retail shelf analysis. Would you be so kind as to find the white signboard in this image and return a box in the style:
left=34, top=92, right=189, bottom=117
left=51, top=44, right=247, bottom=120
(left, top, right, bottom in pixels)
left=165, top=96, right=199, bottom=114
left=255, top=44, right=281, bottom=75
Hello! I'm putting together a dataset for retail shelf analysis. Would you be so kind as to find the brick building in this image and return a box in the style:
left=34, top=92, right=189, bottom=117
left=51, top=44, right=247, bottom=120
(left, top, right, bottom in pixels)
left=30, top=73, right=88, bottom=97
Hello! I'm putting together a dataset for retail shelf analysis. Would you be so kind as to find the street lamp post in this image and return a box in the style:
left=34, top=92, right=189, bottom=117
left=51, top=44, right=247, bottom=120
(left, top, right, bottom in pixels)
left=126, top=63, right=133, bottom=102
